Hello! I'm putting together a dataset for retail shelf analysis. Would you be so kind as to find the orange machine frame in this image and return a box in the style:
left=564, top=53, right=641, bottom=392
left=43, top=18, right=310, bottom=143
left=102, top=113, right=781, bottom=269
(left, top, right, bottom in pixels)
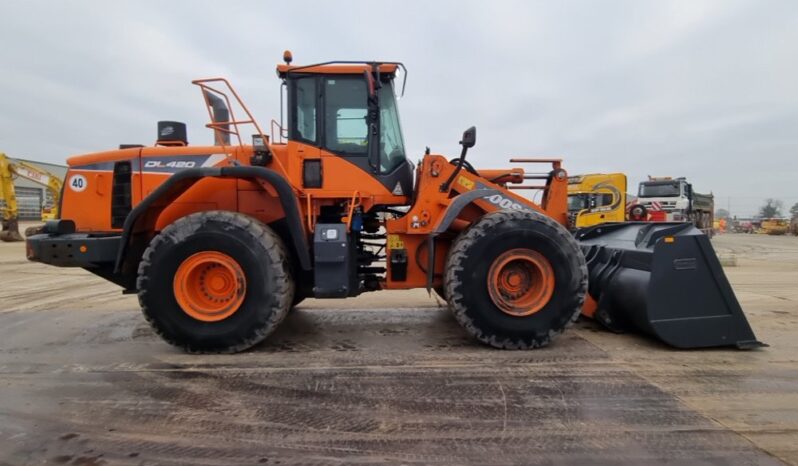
left=59, top=70, right=569, bottom=294
left=384, top=156, right=568, bottom=289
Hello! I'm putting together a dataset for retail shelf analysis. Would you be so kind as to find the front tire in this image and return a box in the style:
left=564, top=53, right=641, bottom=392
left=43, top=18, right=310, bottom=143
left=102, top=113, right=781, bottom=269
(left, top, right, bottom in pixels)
left=433, top=286, right=447, bottom=302
left=628, top=204, right=647, bottom=221
left=137, top=211, right=294, bottom=353
left=444, top=210, right=587, bottom=349
left=292, top=293, right=307, bottom=308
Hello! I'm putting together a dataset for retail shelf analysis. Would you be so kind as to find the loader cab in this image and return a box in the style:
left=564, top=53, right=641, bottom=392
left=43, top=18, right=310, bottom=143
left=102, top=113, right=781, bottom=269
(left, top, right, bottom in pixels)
left=279, top=61, right=414, bottom=198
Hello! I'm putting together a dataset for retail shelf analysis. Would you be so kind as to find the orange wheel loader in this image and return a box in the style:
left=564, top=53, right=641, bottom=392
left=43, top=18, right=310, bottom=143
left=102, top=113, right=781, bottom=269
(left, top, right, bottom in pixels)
left=25, top=53, right=762, bottom=352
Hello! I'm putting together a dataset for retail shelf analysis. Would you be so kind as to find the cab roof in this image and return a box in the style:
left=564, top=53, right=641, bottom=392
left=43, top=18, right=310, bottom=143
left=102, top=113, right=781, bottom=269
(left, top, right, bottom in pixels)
left=276, top=62, right=400, bottom=78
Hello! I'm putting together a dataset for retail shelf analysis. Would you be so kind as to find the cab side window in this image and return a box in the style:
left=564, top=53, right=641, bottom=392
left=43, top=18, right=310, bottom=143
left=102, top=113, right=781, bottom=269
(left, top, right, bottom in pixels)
left=587, top=193, right=614, bottom=209
left=291, top=77, right=317, bottom=144
left=324, top=78, right=368, bottom=155
left=596, top=193, right=614, bottom=207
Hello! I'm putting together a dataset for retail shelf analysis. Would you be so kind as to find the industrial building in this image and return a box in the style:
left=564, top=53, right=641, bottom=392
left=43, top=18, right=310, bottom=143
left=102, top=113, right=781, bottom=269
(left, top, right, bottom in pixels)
left=1, top=158, right=66, bottom=220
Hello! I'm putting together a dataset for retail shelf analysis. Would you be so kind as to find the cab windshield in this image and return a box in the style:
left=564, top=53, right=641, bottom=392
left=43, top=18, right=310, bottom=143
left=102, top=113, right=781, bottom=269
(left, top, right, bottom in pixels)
left=378, top=81, right=406, bottom=173
left=568, top=194, right=589, bottom=212
left=639, top=181, right=680, bottom=197
left=568, top=193, right=614, bottom=212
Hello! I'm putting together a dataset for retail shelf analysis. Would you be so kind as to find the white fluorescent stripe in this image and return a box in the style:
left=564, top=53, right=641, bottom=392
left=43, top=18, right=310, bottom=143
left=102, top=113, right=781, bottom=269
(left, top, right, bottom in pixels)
left=69, top=169, right=114, bottom=173
left=200, top=153, right=229, bottom=168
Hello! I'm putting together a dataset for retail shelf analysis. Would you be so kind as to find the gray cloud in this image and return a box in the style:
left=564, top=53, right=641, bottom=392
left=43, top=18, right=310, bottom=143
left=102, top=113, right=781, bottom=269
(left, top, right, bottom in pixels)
left=1, top=0, right=796, bottom=216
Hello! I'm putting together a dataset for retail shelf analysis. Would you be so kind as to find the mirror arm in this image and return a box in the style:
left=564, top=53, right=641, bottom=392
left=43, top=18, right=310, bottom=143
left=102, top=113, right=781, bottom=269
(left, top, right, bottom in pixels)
left=371, top=63, right=383, bottom=90
left=365, top=72, right=380, bottom=171
left=440, top=127, right=476, bottom=192
left=363, top=70, right=375, bottom=96
left=368, top=122, right=379, bottom=170
left=440, top=145, right=468, bottom=192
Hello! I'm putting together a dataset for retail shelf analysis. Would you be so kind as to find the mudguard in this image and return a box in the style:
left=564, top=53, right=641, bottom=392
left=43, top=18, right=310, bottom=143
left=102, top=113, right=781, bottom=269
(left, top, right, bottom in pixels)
left=114, top=166, right=311, bottom=273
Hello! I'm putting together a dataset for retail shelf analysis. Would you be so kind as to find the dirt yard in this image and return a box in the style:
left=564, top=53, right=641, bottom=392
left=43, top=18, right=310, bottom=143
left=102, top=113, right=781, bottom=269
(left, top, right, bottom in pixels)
left=0, top=228, right=796, bottom=465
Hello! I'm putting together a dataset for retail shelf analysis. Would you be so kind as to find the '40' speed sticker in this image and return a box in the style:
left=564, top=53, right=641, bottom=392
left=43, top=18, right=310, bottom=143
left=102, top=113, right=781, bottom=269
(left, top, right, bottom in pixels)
left=68, top=174, right=87, bottom=192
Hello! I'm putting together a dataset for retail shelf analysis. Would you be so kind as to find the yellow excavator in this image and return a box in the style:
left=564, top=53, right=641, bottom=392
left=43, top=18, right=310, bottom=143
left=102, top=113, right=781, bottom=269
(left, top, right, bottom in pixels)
left=0, top=152, right=63, bottom=242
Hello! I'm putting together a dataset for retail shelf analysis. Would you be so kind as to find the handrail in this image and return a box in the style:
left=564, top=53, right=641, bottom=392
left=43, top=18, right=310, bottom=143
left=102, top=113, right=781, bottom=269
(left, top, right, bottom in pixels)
left=509, top=158, right=562, bottom=170
left=191, top=77, right=291, bottom=182
left=306, top=193, right=314, bottom=232
left=270, top=119, right=288, bottom=143
left=343, top=191, right=362, bottom=231
left=509, top=158, right=562, bottom=163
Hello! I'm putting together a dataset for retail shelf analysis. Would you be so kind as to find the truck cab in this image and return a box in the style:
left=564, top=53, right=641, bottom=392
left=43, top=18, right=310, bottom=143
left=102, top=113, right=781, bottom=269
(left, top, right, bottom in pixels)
left=567, top=173, right=626, bottom=228
left=637, top=176, right=714, bottom=231
left=637, top=177, right=691, bottom=218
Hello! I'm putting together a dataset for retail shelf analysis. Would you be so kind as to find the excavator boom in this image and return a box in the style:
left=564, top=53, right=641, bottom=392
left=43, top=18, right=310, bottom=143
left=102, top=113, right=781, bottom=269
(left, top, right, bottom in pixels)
left=0, top=153, right=64, bottom=242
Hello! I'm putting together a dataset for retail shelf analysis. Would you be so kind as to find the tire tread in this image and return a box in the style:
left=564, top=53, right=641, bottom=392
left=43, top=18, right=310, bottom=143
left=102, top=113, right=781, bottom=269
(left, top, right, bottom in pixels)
left=137, top=211, right=293, bottom=353
left=444, top=209, right=588, bottom=349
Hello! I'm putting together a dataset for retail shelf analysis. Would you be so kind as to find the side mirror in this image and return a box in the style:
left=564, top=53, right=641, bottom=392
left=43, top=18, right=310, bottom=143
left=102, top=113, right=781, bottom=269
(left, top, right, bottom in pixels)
left=440, top=126, right=476, bottom=192
left=460, top=126, right=476, bottom=149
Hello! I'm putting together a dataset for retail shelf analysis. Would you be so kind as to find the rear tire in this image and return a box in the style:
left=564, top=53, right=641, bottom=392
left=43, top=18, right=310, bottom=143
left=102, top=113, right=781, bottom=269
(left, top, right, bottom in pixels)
left=137, top=211, right=294, bottom=353
left=444, top=210, right=587, bottom=349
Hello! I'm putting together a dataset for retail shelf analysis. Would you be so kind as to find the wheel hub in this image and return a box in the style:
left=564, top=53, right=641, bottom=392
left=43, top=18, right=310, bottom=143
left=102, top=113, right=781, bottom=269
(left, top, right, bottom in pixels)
left=487, top=248, right=555, bottom=317
left=173, top=251, right=246, bottom=322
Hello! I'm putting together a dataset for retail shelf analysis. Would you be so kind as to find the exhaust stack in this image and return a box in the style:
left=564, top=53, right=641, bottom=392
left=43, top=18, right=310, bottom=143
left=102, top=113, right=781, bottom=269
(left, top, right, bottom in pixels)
left=203, top=91, right=231, bottom=146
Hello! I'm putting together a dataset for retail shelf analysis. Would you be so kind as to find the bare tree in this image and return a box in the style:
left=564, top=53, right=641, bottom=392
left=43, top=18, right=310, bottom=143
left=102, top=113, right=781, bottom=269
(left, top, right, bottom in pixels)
left=759, top=198, right=783, bottom=218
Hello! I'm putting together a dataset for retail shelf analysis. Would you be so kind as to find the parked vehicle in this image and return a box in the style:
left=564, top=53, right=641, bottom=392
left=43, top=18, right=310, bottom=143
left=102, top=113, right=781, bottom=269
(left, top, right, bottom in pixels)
left=759, top=218, right=789, bottom=235
left=636, top=176, right=714, bottom=233
left=25, top=53, right=761, bottom=352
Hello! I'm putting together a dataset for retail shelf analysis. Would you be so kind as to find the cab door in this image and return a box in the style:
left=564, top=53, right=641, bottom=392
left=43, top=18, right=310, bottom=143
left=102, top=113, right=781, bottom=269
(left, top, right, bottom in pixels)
left=286, top=75, right=323, bottom=188
left=574, top=173, right=627, bottom=227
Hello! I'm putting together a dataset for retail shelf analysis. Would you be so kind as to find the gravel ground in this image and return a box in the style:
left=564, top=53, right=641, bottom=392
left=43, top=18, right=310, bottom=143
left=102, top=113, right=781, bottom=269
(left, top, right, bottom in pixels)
left=0, top=227, right=796, bottom=465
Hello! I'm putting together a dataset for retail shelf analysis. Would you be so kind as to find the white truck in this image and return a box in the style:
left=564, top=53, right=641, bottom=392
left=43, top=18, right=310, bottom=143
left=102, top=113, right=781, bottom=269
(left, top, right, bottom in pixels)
left=636, top=177, right=714, bottom=232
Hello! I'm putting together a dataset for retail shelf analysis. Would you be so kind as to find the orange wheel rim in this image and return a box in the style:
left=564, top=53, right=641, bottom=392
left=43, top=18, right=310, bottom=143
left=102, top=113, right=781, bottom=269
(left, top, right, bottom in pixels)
left=173, top=251, right=246, bottom=322
left=487, top=248, right=555, bottom=317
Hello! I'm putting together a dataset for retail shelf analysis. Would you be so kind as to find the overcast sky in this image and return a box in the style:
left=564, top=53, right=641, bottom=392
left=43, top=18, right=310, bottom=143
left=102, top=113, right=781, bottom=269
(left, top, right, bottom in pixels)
left=1, top=0, right=796, bottom=216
